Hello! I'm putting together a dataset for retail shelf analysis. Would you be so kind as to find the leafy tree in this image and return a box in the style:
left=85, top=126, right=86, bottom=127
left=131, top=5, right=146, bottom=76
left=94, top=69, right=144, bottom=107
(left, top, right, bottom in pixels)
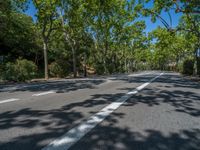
left=142, top=0, right=200, bottom=75
left=178, top=15, right=200, bottom=75
left=58, top=0, right=88, bottom=77
left=148, top=27, right=196, bottom=70
left=81, top=0, right=146, bottom=73
left=2, top=0, right=200, bottom=81
left=33, top=0, right=59, bottom=79
left=0, top=0, right=41, bottom=63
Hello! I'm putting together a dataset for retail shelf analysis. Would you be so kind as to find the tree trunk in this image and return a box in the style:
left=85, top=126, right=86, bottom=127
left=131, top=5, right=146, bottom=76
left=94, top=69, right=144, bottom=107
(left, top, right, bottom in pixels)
left=194, top=43, right=200, bottom=76
left=62, top=33, right=77, bottom=78
left=103, top=40, right=108, bottom=74
left=43, top=41, right=48, bottom=80
left=125, top=58, right=127, bottom=72
left=60, top=11, right=77, bottom=78
left=84, top=52, right=87, bottom=77
left=72, top=46, right=77, bottom=78
left=197, top=56, right=200, bottom=76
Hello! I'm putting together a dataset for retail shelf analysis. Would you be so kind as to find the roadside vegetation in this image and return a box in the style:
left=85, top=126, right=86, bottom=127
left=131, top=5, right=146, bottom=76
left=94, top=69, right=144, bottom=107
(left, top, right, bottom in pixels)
left=0, top=0, right=199, bottom=82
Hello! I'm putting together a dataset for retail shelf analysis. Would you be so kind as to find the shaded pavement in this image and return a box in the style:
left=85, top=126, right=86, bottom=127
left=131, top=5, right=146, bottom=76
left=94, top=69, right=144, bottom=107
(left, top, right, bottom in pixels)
left=0, top=72, right=200, bottom=150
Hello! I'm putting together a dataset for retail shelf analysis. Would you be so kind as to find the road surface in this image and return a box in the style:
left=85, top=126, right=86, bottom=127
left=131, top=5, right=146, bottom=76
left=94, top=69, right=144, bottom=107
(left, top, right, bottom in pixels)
left=0, top=71, right=200, bottom=150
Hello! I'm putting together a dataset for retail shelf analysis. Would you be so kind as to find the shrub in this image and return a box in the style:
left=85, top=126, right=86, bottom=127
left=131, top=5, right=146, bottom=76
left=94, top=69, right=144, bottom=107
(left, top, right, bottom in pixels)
left=197, top=57, right=200, bottom=76
left=2, top=62, right=17, bottom=81
left=95, top=64, right=105, bottom=75
left=181, top=58, right=194, bottom=75
left=49, top=61, right=68, bottom=77
left=0, top=64, right=5, bottom=80
left=3, top=59, right=37, bottom=81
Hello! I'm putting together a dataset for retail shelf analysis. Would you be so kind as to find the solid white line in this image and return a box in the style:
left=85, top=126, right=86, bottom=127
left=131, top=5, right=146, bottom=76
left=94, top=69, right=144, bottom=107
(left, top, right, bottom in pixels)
left=136, top=73, right=163, bottom=91
left=0, top=98, right=20, bottom=104
left=128, top=71, right=153, bottom=77
left=32, top=91, right=56, bottom=96
left=42, top=72, right=164, bottom=150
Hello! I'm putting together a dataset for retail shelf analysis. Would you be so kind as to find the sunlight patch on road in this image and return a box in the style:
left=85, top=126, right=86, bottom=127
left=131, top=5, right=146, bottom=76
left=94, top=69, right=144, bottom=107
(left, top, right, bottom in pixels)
left=42, top=72, right=164, bottom=150
left=128, top=71, right=154, bottom=77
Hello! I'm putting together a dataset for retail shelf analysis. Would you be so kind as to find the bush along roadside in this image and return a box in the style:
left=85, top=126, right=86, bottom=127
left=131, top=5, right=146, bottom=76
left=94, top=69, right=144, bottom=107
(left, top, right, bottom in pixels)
left=49, top=60, right=69, bottom=78
left=2, top=58, right=37, bottom=82
left=180, top=57, right=195, bottom=75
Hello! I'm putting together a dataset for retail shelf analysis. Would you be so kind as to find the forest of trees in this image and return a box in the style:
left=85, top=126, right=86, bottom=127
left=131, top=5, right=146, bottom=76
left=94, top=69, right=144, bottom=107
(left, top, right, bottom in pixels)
left=0, top=0, right=199, bottom=81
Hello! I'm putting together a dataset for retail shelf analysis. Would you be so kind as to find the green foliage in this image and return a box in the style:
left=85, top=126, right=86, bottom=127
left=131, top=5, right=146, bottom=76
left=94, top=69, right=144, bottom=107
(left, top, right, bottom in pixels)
left=33, top=0, right=60, bottom=79
left=143, top=0, right=200, bottom=22
left=146, top=26, right=196, bottom=71
left=1, top=0, right=199, bottom=81
left=141, top=0, right=199, bottom=75
left=49, top=61, right=69, bottom=78
left=2, top=59, right=37, bottom=81
left=0, top=0, right=42, bottom=62
left=49, top=62, right=63, bottom=78
left=2, top=62, right=17, bottom=81
left=197, top=57, right=200, bottom=76
left=0, top=64, right=3, bottom=80
left=181, top=58, right=195, bottom=75
left=81, top=0, right=146, bottom=74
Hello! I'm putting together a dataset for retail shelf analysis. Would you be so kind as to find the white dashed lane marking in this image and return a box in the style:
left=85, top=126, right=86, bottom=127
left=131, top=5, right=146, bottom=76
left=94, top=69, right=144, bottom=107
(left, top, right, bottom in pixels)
left=0, top=91, right=56, bottom=105
left=32, top=91, right=56, bottom=96
left=0, top=98, right=20, bottom=104
left=42, top=73, right=164, bottom=150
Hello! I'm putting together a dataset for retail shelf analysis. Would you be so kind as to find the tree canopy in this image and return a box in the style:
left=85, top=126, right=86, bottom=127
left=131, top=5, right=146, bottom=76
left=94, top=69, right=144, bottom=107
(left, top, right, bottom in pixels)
left=0, top=0, right=200, bottom=81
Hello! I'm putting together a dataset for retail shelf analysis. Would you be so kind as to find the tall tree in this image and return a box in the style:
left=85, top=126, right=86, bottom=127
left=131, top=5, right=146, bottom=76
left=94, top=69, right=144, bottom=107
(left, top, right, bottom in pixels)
left=58, top=0, right=88, bottom=77
left=0, top=0, right=41, bottom=62
left=82, top=0, right=145, bottom=73
left=33, top=0, right=59, bottom=79
left=148, top=27, right=196, bottom=70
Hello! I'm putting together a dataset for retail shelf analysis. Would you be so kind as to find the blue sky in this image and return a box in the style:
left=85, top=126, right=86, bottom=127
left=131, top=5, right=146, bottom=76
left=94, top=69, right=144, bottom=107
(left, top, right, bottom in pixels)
left=25, top=0, right=182, bottom=34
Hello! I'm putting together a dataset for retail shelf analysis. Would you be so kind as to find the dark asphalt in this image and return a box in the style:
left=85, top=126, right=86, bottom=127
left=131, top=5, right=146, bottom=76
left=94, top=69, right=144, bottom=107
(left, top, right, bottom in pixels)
left=0, top=72, right=200, bottom=150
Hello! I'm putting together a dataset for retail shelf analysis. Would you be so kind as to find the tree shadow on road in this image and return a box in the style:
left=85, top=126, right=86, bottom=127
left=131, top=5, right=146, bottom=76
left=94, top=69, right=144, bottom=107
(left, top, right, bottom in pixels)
left=0, top=73, right=161, bottom=93
left=0, top=92, right=125, bottom=150
left=121, top=88, right=200, bottom=116
left=0, top=73, right=200, bottom=150
left=0, top=79, right=105, bottom=93
left=71, top=125, right=200, bottom=150
left=70, top=73, right=200, bottom=150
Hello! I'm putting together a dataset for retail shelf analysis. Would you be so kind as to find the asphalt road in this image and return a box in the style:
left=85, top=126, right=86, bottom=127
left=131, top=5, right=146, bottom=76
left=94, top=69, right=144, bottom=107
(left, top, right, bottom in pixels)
left=0, top=71, right=200, bottom=150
